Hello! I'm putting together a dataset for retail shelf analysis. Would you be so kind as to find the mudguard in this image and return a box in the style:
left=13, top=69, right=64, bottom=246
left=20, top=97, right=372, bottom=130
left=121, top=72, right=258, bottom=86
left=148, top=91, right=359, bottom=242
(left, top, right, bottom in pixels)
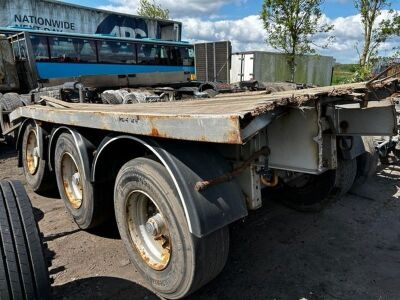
left=92, top=135, right=248, bottom=238
left=48, top=127, right=94, bottom=182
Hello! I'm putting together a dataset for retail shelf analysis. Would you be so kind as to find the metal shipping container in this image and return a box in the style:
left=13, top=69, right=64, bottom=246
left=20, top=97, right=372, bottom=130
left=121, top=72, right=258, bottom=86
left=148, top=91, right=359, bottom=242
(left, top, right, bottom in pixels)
left=194, top=41, right=231, bottom=83
left=231, top=51, right=335, bottom=86
left=0, top=0, right=182, bottom=41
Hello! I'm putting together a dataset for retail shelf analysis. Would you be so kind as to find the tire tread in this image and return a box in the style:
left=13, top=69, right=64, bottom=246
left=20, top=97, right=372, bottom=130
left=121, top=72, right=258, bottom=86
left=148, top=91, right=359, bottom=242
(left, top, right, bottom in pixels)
left=0, top=180, right=51, bottom=300
left=115, top=158, right=229, bottom=299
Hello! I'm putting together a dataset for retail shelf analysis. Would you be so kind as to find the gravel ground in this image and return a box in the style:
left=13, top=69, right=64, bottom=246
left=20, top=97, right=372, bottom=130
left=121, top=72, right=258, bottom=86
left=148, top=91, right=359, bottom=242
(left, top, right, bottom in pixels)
left=1, top=143, right=400, bottom=300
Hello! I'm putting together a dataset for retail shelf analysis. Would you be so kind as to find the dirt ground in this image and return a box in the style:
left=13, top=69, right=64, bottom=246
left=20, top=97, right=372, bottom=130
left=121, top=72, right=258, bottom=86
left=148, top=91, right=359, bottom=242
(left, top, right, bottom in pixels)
left=1, top=143, right=400, bottom=300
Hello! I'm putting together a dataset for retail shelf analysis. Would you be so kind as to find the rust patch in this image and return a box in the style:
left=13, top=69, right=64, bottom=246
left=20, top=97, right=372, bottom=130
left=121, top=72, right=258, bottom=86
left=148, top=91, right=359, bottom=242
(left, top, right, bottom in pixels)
left=151, top=128, right=160, bottom=136
left=195, top=146, right=270, bottom=191
left=226, top=130, right=241, bottom=144
left=136, top=234, right=171, bottom=271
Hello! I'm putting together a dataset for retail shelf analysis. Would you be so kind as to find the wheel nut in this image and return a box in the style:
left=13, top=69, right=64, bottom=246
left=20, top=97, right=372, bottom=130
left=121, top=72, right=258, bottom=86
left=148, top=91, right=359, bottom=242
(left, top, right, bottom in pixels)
left=33, top=147, right=40, bottom=157
left=72, top=173, right=80, bottom=185
left=145, top=213, right=165, bottom=237
left=146, top=222, right=158, bottom=236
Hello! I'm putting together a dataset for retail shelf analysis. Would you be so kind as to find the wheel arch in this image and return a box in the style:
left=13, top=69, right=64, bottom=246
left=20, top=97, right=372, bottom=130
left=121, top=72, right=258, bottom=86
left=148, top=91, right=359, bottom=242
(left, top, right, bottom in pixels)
left=48, top=126, right=93, bottom=182
left=16, top=119, right=44, bottom=168
left=92, top=134, right=248, bottom=238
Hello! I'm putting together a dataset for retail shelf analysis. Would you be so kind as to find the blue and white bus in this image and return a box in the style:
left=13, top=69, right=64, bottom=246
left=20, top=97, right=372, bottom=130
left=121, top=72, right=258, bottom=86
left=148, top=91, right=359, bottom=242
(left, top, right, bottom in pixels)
left=1, top=27, right=195, bottom=89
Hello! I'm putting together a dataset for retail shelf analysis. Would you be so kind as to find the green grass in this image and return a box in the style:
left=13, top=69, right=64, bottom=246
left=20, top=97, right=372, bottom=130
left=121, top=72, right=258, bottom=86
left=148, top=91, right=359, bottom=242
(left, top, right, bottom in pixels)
left=332, top=64, right=358, bottom=85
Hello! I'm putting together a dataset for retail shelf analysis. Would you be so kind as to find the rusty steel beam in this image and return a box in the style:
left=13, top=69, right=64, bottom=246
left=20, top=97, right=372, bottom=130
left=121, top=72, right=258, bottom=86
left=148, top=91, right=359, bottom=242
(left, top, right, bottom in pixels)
left=10, top=105, right=243, bottom=144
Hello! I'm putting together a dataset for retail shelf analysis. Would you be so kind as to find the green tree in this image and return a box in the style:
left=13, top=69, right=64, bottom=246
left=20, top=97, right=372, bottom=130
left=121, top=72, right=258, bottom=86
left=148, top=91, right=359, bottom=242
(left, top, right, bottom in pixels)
left=260, top=0, right=334, bottom=82
left=137, top=0, right=170, bottom=20
left=354, top=0, right=392, bottom=67
left=380, top=11, right=400, bottom=52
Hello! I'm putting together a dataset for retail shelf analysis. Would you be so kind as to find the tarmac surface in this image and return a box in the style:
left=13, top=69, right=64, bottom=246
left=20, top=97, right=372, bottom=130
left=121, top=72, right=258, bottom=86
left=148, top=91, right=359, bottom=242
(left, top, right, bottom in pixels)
left=1, top=143, right=400, bottom=300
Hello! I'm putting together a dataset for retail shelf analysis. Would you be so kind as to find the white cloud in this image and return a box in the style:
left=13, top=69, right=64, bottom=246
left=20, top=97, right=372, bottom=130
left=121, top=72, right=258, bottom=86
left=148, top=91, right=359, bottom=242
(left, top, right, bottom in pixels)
left=99, top=1, right=399, bottom=63
left=317, top=10, right=399, bottom=62
left=181, top=10, right=400, bottom=63
left=99, top=0, right=247, bottom=18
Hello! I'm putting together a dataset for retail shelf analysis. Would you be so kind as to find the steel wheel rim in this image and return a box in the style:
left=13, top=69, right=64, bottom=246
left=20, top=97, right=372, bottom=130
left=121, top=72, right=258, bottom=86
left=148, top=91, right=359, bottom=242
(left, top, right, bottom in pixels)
left=61, top=153, right=83, bottom=209
left=25, top=129, right=39, bottom=175
left=126, top=190, right=171, bottom=271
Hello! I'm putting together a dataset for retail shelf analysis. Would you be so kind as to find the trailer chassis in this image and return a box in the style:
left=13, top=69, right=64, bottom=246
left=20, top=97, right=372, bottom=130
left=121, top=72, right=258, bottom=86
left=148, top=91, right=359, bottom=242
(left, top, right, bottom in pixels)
left=9, top=79, right=399, bottom=299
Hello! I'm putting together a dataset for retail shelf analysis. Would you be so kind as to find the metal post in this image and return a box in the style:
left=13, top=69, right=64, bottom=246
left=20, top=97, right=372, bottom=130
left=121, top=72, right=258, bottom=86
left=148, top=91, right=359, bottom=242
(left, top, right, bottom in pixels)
left=213, top=43, right=216, bottom=82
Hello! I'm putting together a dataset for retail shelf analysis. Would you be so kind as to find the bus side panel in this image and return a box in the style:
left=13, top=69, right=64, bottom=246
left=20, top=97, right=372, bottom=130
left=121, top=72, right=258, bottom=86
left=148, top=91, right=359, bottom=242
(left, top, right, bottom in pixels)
left=35, top=62, right=195, bottom=79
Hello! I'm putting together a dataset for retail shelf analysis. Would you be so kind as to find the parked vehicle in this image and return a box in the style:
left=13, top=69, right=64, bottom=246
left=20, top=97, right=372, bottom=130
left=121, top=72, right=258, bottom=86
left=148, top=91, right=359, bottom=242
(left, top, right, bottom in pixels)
left=2, top=28, right=195, bottom=90
left=0, top=29, right=225, bottom=141
left=9, top=78, right=398, bottom=299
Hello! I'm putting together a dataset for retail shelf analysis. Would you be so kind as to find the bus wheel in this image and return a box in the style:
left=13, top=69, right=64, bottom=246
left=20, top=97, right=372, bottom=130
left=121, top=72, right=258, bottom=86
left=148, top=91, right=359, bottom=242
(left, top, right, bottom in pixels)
left=0, top=180, right=51, bottom=300
left=55, top=133, right=107, bottom=229
left=114, top=158, right=229, bottom=299
left=267, top=158, right=357, bottom=212
left=22, top=123, right=56, bottom=194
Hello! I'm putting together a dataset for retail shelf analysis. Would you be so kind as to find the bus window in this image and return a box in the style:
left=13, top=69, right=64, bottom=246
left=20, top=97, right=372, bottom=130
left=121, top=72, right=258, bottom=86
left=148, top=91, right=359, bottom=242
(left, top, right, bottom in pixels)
left=30, top=35, right=49, bottom=61
left=11, top=39, right=28, bottom=61
left=49, top=37, right=77, bottom=62
left=138, top=44, right=170, bottom=66
left=49, top=37, right=96, bottom=63
left=181, top=47, right=195, bottom=67
left=153, top=46, right=194, bottom=66
left=167, top=46, right=181, bottom=66
left=77, top=40, right=97, bottom=63
left=98, top=41, right=136, bottom=64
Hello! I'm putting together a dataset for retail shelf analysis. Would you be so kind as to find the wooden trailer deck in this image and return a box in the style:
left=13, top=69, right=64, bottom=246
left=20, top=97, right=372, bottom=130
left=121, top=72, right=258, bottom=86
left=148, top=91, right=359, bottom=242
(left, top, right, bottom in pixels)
left=10, top=80, right=399, bottom=144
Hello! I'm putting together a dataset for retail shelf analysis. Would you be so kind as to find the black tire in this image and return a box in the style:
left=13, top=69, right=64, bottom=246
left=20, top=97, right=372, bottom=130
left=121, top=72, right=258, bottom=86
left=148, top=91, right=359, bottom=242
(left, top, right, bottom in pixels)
left=0, top=107, right=14, bottom=145
left=22, top=124, right=56, bottom=194
left=101, top=90, right=127, bottom=104
left=0, top=93, right=24, bottom=144
left=0, top=93, right=24, bottom=112
left=333, top=158, right=358, bottom=197
left=0, top=93, right=25, bottom=145
left=0, top=180, right=51, bottom=299
left=267, top=158, right=357, bottom=212
left=123, top=93, right=139, bottom=104
left=353, top=137, right=379, bottom=186
left=19, top=95, right=31, bottom=106
left=54, top=133, right=107, bottom=229
left=114, top=158, right=229, bottom=299
left=204, top=89, right=218, bottom=98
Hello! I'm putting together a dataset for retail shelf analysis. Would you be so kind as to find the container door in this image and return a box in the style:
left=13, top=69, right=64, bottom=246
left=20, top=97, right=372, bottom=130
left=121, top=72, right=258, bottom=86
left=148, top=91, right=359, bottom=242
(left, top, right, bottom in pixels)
left=230, top=54, right=243, bottom=83
left=243, top=53, right=254, bottom=81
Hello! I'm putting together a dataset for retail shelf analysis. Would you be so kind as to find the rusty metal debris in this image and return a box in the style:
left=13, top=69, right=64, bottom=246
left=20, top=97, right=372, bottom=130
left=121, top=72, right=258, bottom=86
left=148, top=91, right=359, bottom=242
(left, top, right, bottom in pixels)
left=367, top=65, right=400, bottom=88
left=195, top=147, right=271, bottom=191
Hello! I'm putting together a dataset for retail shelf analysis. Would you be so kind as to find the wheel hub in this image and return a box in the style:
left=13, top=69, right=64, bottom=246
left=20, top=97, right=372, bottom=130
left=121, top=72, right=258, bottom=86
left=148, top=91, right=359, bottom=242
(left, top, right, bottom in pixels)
left=127, top=191, right=171, bottom=271
left=25, top=129, right=39, bottom=175
left=145, top=213, right=165, bottom=237
left=61, top=153, right=83, bottom=209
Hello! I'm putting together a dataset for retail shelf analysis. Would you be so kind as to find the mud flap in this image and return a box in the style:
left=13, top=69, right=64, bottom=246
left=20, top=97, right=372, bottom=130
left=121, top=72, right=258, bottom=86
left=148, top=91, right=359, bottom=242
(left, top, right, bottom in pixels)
left=152, top=140, right=248, bottom=238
